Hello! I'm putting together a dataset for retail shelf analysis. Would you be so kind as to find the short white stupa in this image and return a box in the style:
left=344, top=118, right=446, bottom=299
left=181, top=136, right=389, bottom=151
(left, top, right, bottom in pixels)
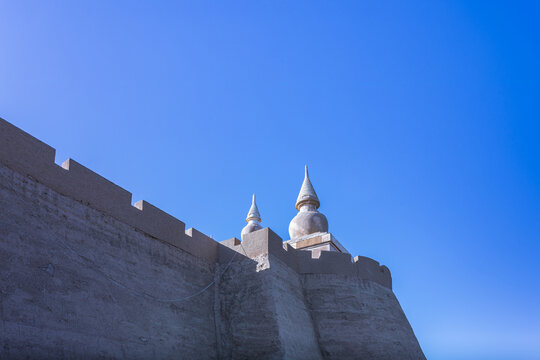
left=288, top=165, right=329, bottom=239
left=285, top=166, right=348, bottom=254
left=241, top=194, right=263, bottom=240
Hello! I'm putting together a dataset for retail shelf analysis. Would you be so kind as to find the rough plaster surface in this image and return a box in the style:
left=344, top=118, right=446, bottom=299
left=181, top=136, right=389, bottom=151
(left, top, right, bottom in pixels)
left=0, top=163, right=217, bottom=359
left=303, top=274, right=426, bottom=360
left=215, top=253, right=322, bottom=360
left=215, top=254, right=282, bottom=359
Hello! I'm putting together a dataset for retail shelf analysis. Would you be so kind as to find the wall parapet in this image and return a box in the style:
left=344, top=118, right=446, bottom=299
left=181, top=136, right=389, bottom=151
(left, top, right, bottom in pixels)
left=221, top=228, right=392, bottom=289
left=0, top=118, right=217, bottom=263
left=1, top=117, right=391, bottom=286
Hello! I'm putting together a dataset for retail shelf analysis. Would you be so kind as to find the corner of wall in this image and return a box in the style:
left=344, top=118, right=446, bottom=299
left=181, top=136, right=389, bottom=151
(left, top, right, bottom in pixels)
left=354, top=256, right=392, bottom=289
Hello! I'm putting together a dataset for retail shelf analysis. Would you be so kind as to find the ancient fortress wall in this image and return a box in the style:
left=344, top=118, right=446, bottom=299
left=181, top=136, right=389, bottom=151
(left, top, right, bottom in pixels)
left=0, top=118, right=424, bottom=359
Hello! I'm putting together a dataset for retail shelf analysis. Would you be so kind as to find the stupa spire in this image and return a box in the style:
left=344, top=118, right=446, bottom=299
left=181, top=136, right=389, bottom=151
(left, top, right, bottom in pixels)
left=241, top=194, right=263, bottom=239
left=289, top=166, right=328, bottom=239
left=246, top=194, right=261, bottom=223
left=295, top=165, right=320, bottom=210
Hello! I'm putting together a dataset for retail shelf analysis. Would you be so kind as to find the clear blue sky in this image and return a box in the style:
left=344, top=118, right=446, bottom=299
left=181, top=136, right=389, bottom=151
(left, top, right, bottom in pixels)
left=1, top=1, right=539, bottom=359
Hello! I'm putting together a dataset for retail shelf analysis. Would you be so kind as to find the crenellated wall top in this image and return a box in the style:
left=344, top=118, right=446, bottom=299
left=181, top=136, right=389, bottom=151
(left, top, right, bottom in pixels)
left=0, top=118, right=218, bottom=263
left=0, top=117, right=391, bottom=288
left=220, top=228, right=392, bottom=289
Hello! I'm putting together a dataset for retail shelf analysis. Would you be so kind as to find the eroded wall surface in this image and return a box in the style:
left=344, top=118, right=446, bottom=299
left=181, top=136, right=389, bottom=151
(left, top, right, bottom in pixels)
left=0, top=163, right=217, bottom=359
left=215, top=252, right=322, bottom=360
left=214, top=254, right=282, bottom=359
left=302, top=274, right=426, bottom=360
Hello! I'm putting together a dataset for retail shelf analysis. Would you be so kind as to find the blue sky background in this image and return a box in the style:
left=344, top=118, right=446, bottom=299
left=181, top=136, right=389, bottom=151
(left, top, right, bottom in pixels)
left=1, top=1, right=539, bottom=359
